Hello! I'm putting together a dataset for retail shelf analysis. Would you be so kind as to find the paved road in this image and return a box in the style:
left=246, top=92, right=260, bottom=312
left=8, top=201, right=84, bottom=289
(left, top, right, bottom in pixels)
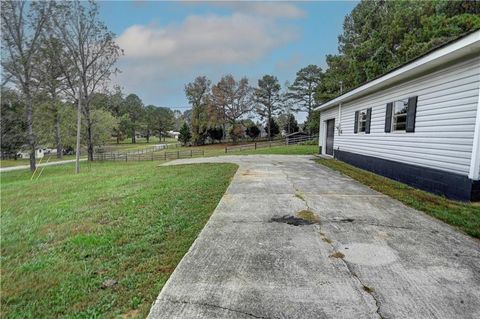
left=0, top=158, right=87, bottom=172
left=148, top=155, right=480, bottom=319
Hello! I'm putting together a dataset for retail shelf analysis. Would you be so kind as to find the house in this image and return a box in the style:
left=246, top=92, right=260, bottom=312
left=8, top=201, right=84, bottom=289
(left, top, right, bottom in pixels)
left=17, top=148, right=45, bottom=159
left=316, top=30, right=480, bottom=201
left=167, top=131, right=180, bottom=139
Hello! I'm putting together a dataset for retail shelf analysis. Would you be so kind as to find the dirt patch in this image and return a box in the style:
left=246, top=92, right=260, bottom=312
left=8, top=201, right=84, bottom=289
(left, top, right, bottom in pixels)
left=297, top=210, right=319, bottom=223
left=329, top=251, right=345, bottom=259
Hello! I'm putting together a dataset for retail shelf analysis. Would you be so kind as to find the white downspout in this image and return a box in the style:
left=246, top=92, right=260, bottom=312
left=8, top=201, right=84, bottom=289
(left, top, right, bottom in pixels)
left=468, top=83, right=480, bottom=180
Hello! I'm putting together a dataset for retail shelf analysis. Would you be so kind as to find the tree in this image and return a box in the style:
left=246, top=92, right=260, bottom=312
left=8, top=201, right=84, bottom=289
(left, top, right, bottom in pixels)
left=152, top=107, right=174, bottom=142
left=105, top=86, right=127, bottom=144
left=264, top=118, right=279, bottom=138
left=35, top=36, right=67, bottom=158
left=144, top=105, right=157, bottom=143
left=185, top=76, right=211, bottom=145
left=282, top=114, right=299, bottom=134
left=245, top=125, right=260, bottom=141
left=211, top=75, right=253, bottom=139
left=1, top=88, right=27, bottom=158
left=254, top=75, right=282, bottom=140
left=52, top=0, right=122, bottom=162
left=1, top=0, right=53, bottom=171
left=178, top=123, right=192, bottom=146
left=288, top=65, right=323, bottom=120
left=229, top=124, right=245, bottom=144
left=207, top=127, right=223, bottom=143
left=316, top=1, right=480, bottom=101
left=123, top=93, right=144, bottom=143
left=304, top=110, right=320, bottom=135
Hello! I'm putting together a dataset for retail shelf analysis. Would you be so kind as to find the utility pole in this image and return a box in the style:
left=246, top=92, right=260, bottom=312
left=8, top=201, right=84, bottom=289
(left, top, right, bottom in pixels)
left=75, top=88, right=82, bottom=174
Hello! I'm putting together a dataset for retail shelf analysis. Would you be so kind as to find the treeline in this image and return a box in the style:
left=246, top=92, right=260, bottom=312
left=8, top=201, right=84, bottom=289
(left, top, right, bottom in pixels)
left=1, top=0, right=124, bottom=171
left=315, top=0, right=480, bottom=101
left=179, top=67, right=320, bottom=146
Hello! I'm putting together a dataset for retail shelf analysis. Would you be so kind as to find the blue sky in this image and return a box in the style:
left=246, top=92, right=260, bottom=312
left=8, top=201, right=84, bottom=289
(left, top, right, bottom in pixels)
left=98, top=1, right=357, bottom=120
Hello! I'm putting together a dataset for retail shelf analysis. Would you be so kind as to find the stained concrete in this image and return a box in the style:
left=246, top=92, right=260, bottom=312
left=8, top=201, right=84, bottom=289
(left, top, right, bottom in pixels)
left=148, top=155, right=480, bottom=319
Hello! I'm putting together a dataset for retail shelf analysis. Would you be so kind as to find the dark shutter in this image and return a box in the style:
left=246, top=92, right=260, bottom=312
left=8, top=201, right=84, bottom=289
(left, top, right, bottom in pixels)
left=354, top=111, right=359, bottom=133
left=365, top=108, right=372, bottom=134
left=385, top=102, right=393, bottom=133
left=406, top=96, right=418, bottom=132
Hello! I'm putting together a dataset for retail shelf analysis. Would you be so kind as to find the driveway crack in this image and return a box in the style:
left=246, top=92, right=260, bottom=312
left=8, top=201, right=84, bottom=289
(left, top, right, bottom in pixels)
left=341, top=259, right=385, bottom=319
left=165, top=298, right=278, bottom=319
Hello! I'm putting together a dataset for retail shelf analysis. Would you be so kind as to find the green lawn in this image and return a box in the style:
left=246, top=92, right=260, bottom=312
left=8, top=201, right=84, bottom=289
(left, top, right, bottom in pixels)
left=316, top=158, right=480, bottom=238
left=0, top=161, right=237, bottom=318
left=165, top=143, right=319, bottom=157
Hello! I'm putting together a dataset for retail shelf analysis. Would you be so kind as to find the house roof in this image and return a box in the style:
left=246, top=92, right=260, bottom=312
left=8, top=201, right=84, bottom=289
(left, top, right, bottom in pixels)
left=314, top=29, right=480, bottom=112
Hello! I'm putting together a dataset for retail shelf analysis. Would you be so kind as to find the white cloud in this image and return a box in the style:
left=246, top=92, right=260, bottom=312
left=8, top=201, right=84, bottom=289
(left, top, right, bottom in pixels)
left=117, top=13, right=296, bottom=66
left=113, top=5, right=303, bottom=106
left=221, top=2, right=306, bottom=19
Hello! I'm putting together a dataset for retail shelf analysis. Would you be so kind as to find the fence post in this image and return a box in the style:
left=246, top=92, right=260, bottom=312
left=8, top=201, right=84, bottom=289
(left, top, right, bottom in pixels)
left=269, top=141, right=272, bottom=148
left=152, top=152, right=154, bottom=161
left=202, top=150, right=205, bottom=156
left=164, top=152, right=167, bottom=160
left=190, top=150, right=192, bottom=157
left=225, top=147, right=227, bottom=153
left=126, top=153, right=128, bottom=162
left=177, top=150, right=179, bottom=159
left=255, top=142, right=257, bottom=150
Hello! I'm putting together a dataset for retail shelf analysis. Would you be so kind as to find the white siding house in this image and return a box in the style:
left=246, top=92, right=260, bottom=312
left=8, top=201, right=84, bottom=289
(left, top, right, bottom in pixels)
left=316, top=30, right=480, bottom=201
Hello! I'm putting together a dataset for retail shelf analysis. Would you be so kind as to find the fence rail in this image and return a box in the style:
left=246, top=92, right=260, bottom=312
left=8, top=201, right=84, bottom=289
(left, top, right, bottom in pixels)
left=93, top=149, right=204, bottom=162
left=225, top=135, right=317, bottom=153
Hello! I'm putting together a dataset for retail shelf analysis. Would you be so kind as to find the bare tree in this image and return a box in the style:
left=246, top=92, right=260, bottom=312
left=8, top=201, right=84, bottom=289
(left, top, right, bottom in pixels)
left=1, top=0, right=53, bottom=171
left=52, top=0, right=122, bottom=161
left=211, top=75, right=253, bottom=139
left=185, top=76, right=211, bottom=145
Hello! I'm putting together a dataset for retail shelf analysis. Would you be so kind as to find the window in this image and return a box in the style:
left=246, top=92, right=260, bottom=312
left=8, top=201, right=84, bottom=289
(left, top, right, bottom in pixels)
left=392, top=99, right=408, bottom=131
left=357, top=109, right=367, bottom=133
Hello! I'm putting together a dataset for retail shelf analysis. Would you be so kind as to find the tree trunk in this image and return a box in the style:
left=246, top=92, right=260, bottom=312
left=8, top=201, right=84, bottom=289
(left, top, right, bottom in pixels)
left=146, top=130, right=150, bottom=143
left=131, top=128, right=136, bottom=144
left=75, top=96, right=82, bottom=174
left=116, top=133, right=120, bottom=144
left=267, top=114, right=272, bottom=141
left=84, top=105, right=94, bottom=161
left=54, top=110, right=63, bottom=159
left=25, top=91, right=36, bottom=172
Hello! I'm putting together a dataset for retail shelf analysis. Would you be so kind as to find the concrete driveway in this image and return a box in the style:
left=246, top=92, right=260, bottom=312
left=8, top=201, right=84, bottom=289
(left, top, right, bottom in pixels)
left=148, top=155, right=480, bottom=319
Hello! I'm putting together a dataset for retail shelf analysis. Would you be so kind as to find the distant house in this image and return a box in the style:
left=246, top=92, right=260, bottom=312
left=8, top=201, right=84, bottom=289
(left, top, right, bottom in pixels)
left=316, top=30, right=480, bottom=201
left=168, top=131, right=180, bottom=139
left=17, top=148, right=45, bottom=159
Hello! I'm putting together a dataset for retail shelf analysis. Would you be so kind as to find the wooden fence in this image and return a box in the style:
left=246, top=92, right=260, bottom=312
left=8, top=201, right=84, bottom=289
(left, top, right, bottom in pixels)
left=93, top=149, right=204, bottom=162
left=225, top=135, right=318, bottom=153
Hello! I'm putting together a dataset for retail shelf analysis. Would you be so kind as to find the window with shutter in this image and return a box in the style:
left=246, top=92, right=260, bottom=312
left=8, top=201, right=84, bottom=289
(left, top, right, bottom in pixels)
left=385, top=103, right=393, bottom=133
left=406, top=96, right=418, bottom=132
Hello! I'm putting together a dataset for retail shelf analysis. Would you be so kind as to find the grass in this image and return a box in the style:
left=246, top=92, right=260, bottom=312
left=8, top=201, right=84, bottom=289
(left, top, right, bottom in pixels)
left=170, top=143, right=319, bottom=157
left=316, top=158, right=480, bottom=238
left=0, top=161, right=237, bottom=318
